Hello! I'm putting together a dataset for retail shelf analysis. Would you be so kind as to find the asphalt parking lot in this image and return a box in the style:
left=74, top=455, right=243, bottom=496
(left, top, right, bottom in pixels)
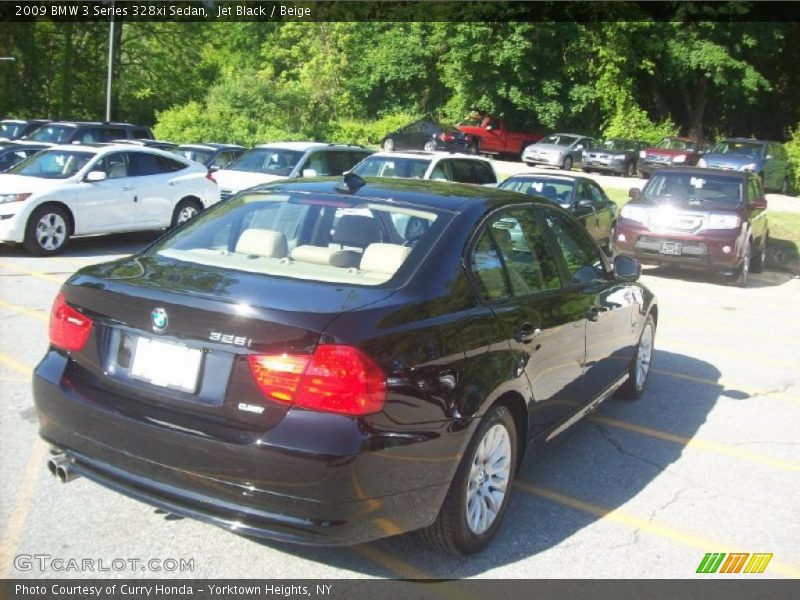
left=1, top=231, right=799, bottom=580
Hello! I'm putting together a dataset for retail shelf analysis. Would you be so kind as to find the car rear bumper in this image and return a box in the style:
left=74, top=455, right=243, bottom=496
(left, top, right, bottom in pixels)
left=522, top=154, right=562, bottom=167
left=615, top=221, right=744, bottom=271
left=34, top=351, right=458, bottom=545
left=583, top=158, right=627, bottom=173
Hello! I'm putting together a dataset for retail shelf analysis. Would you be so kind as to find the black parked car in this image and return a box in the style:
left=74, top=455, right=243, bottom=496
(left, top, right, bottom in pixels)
left=35, top=176, right=656, bottom=554
left=382, top=119, right=477, bottom=153
left=0, top=118, right=50, bottom=141
left=23, top=121, right=154, bottom=145
left=499, top=173, right=618, bottom=252
left=172, top=143, right=246, bottom=169
left=583, top=139, right=648, bottom=177
left=0, top=141, right=42, bottom=172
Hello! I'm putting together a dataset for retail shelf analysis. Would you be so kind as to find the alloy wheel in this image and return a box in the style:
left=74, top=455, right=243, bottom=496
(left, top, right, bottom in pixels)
left=635, top=322, right=654, bottom=390
left=465, top=423, right=512, bottom=535
left=35, top=212, right=68, bottom=252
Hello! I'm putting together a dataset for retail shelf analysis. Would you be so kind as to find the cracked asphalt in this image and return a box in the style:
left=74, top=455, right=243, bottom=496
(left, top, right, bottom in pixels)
left=0, top=231, right=799, bottom=580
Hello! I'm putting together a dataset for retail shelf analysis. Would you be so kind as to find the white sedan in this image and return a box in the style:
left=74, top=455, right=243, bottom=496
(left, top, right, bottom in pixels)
left=0, top=144, right=219, bottom=255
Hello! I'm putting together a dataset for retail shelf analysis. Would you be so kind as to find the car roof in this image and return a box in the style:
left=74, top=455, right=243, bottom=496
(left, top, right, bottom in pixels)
left=653, top=167, right=750, bottom=180
left=246, top=176, right=554, bottom=214
left=504, top=173, right=581, bottom=183
left=48, top=143, right=179, bottom=156
left=177, top=143, right=245, bottom=150
left=252, top=141, right=327, bottom=151
left=38, top=121, right=143, bottom=128
left=367, top=150, right=489, bottom=160
left=719, top=137, right=770, bottom=144
left=2, top=119, right=48, bottom=124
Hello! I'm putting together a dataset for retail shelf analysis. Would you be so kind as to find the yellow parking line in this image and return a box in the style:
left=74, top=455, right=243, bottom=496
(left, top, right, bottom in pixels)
left=0, top=352, right=34, bottom=378
left=652, top=368, right=800, bottom=403
left=515, top=482, right=800, bottom=578
left=0, top=299, right=49, bottom=323
left=0, top=259, right=66, bottom=284
left=658, top=338, right=800, bottom=370
left=589, top=415, right=800, bottom=474
left=351, top=544, right=434, bottom=579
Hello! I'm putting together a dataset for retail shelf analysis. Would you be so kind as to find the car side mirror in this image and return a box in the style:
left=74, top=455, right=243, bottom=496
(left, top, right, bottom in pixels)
left=85, top=170, right=107, bottom=182
left=613, top=255, right=641, bottom=282
left=301, top=168, right=318, bottom=178
left=752, top=197, right=767, bottom=210
left=575, top=144, right=584, bottom=151
left=629, top=187, right=642, bottom=199
left=577, top=198, right=594, bottom=209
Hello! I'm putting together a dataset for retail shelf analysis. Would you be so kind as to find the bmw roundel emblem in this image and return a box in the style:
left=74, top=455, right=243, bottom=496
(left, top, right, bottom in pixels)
left=151, top=308, right=168, bottom=332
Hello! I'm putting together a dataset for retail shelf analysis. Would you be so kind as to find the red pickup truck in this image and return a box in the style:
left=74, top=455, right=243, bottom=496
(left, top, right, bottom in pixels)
left=456, top=114, right=543, bottom=158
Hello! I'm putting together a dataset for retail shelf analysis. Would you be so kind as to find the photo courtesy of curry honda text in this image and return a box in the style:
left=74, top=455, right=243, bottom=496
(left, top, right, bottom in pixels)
left=34, top=175, right=657, bottom=555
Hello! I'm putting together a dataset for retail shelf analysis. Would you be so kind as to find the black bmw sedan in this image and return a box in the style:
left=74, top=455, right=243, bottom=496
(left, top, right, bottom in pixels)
left=34, top=176, right=657, bottom=554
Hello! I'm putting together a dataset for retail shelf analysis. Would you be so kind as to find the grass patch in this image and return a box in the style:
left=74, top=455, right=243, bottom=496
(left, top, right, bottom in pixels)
left=766, top=211, right=800, bottom=273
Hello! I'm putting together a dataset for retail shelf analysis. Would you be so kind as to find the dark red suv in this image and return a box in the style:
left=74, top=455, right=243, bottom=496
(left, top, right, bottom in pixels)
left=615, top=167, right=768, bottom=286
left=638, top=136, right=708, bottom=178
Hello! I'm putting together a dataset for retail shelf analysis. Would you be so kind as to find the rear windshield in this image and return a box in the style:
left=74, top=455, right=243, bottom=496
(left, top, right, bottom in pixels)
left=654, top=138, right=696, bottom=151
left=539, top=134, right=578, bottom=147
left=226, top=148, right=304, bottom=176
left=352, top=156, right=431, bottom=179
left=500, top=177, right=574, bottom=207
left=27, top=125, right=75, bottom=143
left=602, top=139, right=637, bottom=151
left=645, top=172, right=743, bottom=206
left=152, top=191, right=448, bottom=286
left=0, top=122, right=24, bottom=139
left=711, top=141, right=764, bottom=158
left=173, top=147, right=213, bottom=165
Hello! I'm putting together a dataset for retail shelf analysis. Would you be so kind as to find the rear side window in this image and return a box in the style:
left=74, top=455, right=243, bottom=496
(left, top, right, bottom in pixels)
left=129, top=152, right=186, bottom=176
left=133, top=128, right=153, bottom=139
left=471, top=161, right=497, bottom=184
left=543, top=209, right=607, bottom=285
left=153, top=193, right=446, bottom=287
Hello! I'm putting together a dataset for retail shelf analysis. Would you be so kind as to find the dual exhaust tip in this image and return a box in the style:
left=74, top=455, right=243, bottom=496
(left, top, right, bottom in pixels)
left=47, top=453, right=79, bottom=483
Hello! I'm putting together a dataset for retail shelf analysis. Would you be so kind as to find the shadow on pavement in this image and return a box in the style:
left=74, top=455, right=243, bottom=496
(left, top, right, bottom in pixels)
left=642, top=264, right=796, bottom=288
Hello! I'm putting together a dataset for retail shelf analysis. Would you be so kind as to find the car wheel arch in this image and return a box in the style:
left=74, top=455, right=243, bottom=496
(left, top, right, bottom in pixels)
left=492, top=391, right=528, bottom=472
left=32, top=200, right=75, bottom=235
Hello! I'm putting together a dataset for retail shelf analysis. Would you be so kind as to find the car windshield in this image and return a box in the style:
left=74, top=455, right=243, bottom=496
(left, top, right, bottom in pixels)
left=500, top=177, right=574, bottom=207
left=540, top=134, right=578, bottom=147
left=7, top=149, right=94, bottom=179
left=226, top=148, right=304, bottom=175
left=151, top=191, right=447, bottom=287
left=351, top=156, right=431, bottom=179
left=644, top=172, right=743, bottom=206
left=711, top=141, right=764, bottom=158
left=0, top=122, right=24, bottom=139
left=654, top=138, right=696, bottom=151
left=174, top=147, right=213, bottom=165
left=602, top=139, right=637, bottom=151
left=457, top=116, right=485, bottom=127
left=27, top=125, right=75, bottom=143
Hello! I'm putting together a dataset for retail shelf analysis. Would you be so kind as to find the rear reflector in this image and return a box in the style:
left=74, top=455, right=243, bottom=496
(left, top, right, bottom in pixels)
left=439, top=133, right=455, bottom=142
left=49, top=291, right=93, bottom=352
left=248, top=345, right=386, bottom=415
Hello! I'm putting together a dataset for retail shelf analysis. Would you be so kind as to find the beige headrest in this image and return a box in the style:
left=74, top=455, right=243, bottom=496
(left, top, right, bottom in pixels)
left=291, top=245, right=360, bottom=268
left=360, top=243, right=411, bottom=275
left=235, top=229, right=288, bottom=258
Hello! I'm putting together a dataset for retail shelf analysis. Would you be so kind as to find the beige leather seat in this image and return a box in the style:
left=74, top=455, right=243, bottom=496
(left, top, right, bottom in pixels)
left=235, top=229, right=288, bottom=258
left=360, top=243, right=411, bottom=275
left=291, top=245, right=360, bottom=268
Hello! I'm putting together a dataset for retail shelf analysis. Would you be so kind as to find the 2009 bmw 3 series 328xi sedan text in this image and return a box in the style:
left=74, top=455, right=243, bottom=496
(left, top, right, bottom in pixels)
left=34, top=175, right=657, bottom=554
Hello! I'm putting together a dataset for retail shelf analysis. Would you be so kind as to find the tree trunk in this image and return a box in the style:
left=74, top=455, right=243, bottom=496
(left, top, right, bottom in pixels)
left=683, top=75, right=708, bottom=141
left=59, top=22, right=74, bottom=119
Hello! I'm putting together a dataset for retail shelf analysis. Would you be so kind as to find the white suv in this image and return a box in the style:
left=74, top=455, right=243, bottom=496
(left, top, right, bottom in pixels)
left=0, top=144, right=219, bottom=255
left=350, top=151, right=497, bottom=185
left=214, top=142, right=373, bottom=201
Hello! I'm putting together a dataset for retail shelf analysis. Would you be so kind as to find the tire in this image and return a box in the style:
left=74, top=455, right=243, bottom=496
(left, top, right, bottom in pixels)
left=423, top=141, right=437, bottom=152
left=581, top=167, right=591, bottom=173
left=729, top=240, right=751, bottom=287
left=419, top=404, right=517, bottom=555
left=562, top=156, right=573, bottom=171
left=24, top=204, right=71, bottom=256
left=750, top=234, right=767, bottom=274
left=617, top=313, right=656, bottom=400
left=171, top=198, right=203, bottom=228
left=382, top=138, right=395, bottom=152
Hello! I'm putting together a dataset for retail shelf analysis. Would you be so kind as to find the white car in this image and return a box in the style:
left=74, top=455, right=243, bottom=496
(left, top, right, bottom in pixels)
left=0, top=144, right=219, bottom=255
left=350, top=151, right=498, bottom=185
left=214, top=142, right=372, bottom=201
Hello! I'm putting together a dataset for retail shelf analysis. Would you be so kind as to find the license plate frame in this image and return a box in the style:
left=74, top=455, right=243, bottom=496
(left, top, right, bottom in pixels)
left=130, top=336, right=203, bottom=393
left=660, top=241, right=682, bottom=256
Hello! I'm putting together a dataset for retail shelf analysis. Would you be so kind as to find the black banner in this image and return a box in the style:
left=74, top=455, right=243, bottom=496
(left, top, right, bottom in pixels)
left=2, top=579, right=800, bottom=600
left=1, top=1, right=800, bottom=23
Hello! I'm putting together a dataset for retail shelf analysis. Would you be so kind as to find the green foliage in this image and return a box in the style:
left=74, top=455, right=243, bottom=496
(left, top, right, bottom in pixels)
left=324, top=113, right=422, bottom=146
left=602, top=104, right=678, bottom=144
left=784, top=124, right=800, bottom=192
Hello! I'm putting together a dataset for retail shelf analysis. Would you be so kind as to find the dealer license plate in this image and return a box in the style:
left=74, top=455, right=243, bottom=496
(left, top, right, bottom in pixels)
left=660, top=241, right=682, bottom=256
left=130, top=337, right=202, bottom=392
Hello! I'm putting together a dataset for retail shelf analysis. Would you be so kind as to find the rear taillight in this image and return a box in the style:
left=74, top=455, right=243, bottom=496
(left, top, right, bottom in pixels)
left=206, top=169, right=216, bottom=183
left=49, top=292, right=93, bottom=352
left=248, top=345, right=386, bottom=415
left=439, top=133, right=455, bottom=142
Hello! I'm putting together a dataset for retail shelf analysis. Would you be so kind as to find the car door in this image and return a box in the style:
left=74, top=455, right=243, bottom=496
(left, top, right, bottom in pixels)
left=399, top=122, right=423, bottom=150
left=468, top=206, right=588, bottom=437
left=747, top=175, right=768, bottom=242
left=428, top=159, right=453, bottom=181
left=542, top=207, right=637, bottom=402
left=572, top=181, right=599, bottom=239
left=75, top=151, right=137, bottom=233
left=586, top=180, right=614, bottom=243
left=764, top=143, right=784, bottom=190
left=128, top=151, right=189, bottom=228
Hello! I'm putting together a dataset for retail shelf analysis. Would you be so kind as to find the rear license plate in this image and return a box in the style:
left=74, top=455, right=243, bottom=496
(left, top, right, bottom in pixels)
left=660, top=241, right=682, bottom=255
left=130, top=337, right=203, bottom=392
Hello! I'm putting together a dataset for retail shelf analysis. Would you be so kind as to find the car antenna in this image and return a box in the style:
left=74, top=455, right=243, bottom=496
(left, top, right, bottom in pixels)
left=336, top=171, right=366, bottom=194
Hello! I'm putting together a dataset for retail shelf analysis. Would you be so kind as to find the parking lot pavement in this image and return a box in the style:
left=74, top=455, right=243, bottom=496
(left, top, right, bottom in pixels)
left=1, top=235, right=799, bottom=579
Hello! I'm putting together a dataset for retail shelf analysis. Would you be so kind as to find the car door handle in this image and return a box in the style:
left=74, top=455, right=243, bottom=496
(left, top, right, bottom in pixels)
left=514, top=322, right=542, bottom=344
left=585, top=307, right=609, bottom=322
